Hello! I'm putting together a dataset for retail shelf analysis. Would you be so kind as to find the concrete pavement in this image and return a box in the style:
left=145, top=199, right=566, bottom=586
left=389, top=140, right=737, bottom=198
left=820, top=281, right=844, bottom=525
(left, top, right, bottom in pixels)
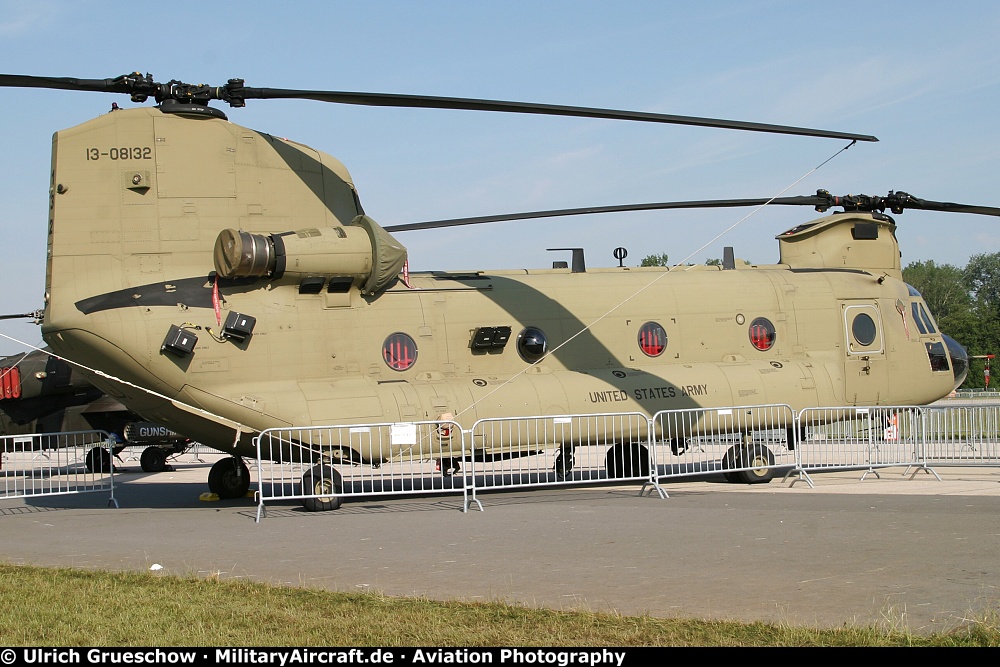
left=2, top=452, right=998, bottom=635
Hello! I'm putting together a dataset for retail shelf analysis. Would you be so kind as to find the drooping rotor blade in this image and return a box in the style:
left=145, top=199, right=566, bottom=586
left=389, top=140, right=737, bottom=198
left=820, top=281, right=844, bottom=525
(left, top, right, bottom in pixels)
left=0, top=74, right=121, bottom=92
left=384, top=190, right=1000, bottom=233
left=246, top=87, right=879, bottom=142
left=0, top=73, right=879, bottom=142
left=874, top=192, right=1000, bottom=217
left=383, top=197, right=809, bottom=232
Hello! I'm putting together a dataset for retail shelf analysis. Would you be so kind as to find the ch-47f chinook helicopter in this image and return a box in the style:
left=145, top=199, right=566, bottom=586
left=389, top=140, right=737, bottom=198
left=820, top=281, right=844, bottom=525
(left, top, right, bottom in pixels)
left=1, top=72, right=993, bottom=508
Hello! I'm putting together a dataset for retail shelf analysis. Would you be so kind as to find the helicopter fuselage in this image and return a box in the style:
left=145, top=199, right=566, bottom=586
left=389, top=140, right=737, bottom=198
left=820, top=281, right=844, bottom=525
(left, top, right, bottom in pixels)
left=39, top=107, right=964, bottom=462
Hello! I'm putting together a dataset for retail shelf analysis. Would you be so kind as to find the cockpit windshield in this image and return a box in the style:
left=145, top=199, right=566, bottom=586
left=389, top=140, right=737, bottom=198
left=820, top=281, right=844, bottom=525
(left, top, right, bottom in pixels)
left=905, top=284, right=938, bottom=334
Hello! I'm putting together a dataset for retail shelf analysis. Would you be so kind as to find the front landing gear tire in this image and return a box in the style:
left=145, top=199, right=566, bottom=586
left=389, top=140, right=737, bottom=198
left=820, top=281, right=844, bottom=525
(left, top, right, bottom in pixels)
left=437, top=458, right=461, bottom=477
left=554, top=445, right=574, bottom=481
left=302, top=464, right=343, bottom=512
left=208, top=457, right=251, bottom=499
left=722, top=444, right=775, bottom=484
left=140, top=446, right=170, bottom=473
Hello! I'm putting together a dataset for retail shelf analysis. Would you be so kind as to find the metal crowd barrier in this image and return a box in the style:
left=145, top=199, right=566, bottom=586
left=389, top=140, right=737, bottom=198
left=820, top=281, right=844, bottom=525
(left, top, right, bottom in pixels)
left=792, top=406, right=927, bottom=487
left=467, top=412, right=653, bottom=496
left=918, top=405, right=1000, bottom=467
left=7, top=403, right=993, bottom=520
left=255, top=420, right=466, bottom=521
left=650, top=404, right=796, bottom=485
left=254, top=406, right=798, bottom=518
left=0, top=430, right=118, bottom=506
left=252, top=401, right=1000, bottom=520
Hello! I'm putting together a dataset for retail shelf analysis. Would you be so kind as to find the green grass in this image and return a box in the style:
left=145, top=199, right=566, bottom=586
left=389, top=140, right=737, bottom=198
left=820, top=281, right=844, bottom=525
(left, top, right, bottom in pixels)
left=0, top=564, right=997, bottom=646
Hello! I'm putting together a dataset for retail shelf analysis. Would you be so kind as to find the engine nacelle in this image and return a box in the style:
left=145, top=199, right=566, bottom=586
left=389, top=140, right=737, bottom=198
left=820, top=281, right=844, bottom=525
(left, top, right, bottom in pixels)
left=213, top=215, right=407, bottom=294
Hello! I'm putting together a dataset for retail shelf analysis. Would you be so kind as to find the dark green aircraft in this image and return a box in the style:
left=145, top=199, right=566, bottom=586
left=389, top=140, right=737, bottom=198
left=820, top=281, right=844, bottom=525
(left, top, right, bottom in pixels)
left=0, top=346, right=191, bottom=471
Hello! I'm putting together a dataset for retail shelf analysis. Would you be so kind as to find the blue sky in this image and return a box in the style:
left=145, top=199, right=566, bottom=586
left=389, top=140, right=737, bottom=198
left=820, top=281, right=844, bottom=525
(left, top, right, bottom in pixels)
left=0, top=1, right=998, bottom=355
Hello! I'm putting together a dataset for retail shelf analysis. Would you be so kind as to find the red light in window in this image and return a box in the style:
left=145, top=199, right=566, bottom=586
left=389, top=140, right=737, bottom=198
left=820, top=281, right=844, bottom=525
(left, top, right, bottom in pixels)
left=749, top=318, right=775, bottom=351
left=0, top=367, right=19, bottom=400
left=638, top=322, right=667, bottom=357
left=383, top=333, right=417, bottom=371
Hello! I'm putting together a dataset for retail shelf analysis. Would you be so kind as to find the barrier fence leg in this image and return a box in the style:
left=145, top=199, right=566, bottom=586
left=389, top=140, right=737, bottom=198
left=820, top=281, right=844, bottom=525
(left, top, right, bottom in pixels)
left=107, top=438, right=119, bottom=508
left=786, top=467, right=815, bottom=489
left=904, top=463, right=942, bottom=481
left=462, top=478, right=483, bottom=513
left=640, top=477, right=668, bottom=499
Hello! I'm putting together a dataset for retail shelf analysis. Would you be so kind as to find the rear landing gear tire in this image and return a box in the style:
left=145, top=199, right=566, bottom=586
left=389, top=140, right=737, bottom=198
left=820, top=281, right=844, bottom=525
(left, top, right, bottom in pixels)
left=604, top=443, right=650, bottom=479
left=302, top=464, right=343, bottom=512
left=207, top=457, right=251, bottom=499
left=85, top=447, right=113, bottom=473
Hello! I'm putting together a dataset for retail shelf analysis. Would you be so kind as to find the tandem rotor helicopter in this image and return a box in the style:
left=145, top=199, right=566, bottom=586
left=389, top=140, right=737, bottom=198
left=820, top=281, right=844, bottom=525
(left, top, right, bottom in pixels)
left=1, top=72, right=996, bottom=509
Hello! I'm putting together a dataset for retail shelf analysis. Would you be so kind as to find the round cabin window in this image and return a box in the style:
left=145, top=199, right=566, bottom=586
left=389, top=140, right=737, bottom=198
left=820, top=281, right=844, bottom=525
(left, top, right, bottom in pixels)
left=749, top=317, right=776, bottom=351
left=852, top=313, right=877, bottom=346
left=383, top=332, right=417, bottom=371
left=638, top=322, right=667, bottom=357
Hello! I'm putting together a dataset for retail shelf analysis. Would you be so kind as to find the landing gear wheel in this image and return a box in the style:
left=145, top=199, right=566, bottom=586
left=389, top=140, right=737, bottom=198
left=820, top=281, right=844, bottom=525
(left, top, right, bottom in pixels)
left=604, top=442, right=650, bottom=479
left=723, top=444, right=775, bottom=484
left=786, top=425, right=806, bottom=451
left=207, top=457, right=251, bottom=499
left=554, top=445, right=574, bottom=480
left=140, top=446, right=169, bottom=473
left=302, top=464, right=343, bottom=512
left=85, top=446, right=113, bottom=473
left=438, top=458, right=461, bottom=477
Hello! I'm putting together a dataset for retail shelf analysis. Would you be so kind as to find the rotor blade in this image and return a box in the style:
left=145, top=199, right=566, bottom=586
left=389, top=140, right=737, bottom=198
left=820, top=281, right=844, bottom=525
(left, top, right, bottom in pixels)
left=0, top=73, right=878, bottom=142
left=384, top=196, right=825, bottom=232
left=245, top=87, right=878, bottom=142
left=384, top=191, right=1000, bottom=232
left=0, top=74, right=139, bottom=94
left=890, top=193, right=1000, bottom=217
left=0, top=310, right=43, bottom=322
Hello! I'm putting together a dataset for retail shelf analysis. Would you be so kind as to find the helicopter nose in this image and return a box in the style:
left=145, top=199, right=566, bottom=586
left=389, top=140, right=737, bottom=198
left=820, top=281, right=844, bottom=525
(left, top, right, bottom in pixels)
left=944, top=334, right=969, bottom=391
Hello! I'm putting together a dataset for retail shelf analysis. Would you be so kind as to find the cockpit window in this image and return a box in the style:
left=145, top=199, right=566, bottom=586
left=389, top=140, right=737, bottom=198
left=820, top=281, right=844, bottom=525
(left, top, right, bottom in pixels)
left=910, top=302, right=936, bottom=335
left=911, top=303, right=928, bottom=335
left=905, top=285, right=938, bottom=332
left=926, top=341, right=950, bottom=372
left=917, top=303, right=936, bottom=333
